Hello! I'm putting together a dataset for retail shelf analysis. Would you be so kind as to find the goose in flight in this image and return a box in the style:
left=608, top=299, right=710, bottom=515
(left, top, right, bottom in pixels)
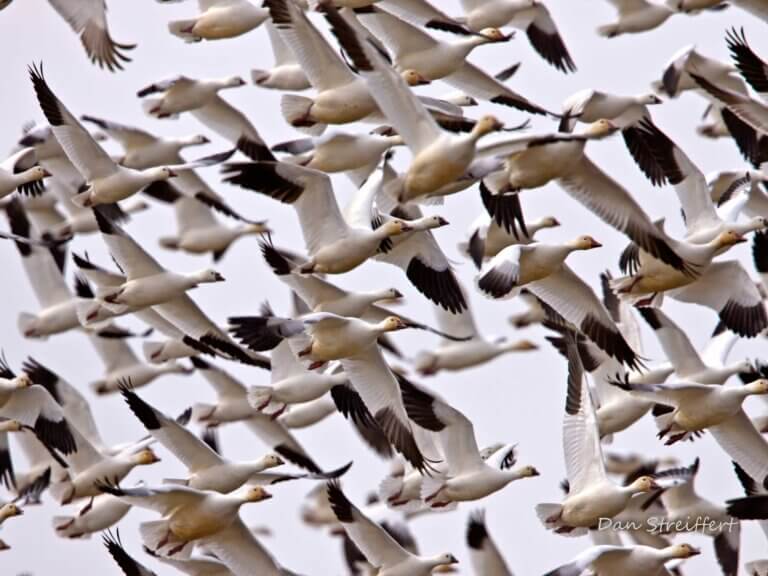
left=466, top=510, right=513, bottom=576
left=30, top=67, right=233, bottom=208
left=544, top=543, right=701, bottom=576
left=326, top=480, right=460, bottom=575
left=457, top=0, right=576, bottom=73
left=535, top=335, right=665, bottom=536
left=0, top=0, right=135, bottom=71
left=251, top=21, right=311, bottom=91
left=321, top=2, right=505, bottom=200
left=166, top=0, right=269, bottom=42
left=596, top=0, right=681, bottom=38
left=400, top=376, right=539, bottom=508
left=0, top=147, right=50, bottom=200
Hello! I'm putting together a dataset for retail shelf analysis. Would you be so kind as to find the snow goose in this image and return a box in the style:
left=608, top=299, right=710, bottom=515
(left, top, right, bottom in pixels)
left=354, top=7, right=550, bottom=114
left=96, top=482, right=274, bottom=559
left=252, top=21, right=311, bottom=91
left=0, top=148, right=50, bottom=199
left=264, top=0, right=433, bottom=136
left=48, top=415, right=160, bottom=504
left=136, top=75, right=274, bottom=161
left=535, top=336, right=661, bottom=536
left=462, top=211, right=560, bottom=269
left=53, top=494, right=131, bottom=538
left=166, top=0, right=269, bottom=42
left=326, top=480, right=459, bottom=575
left=400, top=377, right=539, bottom=508
left=187, top=357, right=328, bottom=473
left=652, top=45, right=741, bottom=98
left=466, top=511, right=512, bottom=576
left=692, top=72, right=768, bottom=141
left=0, top=0, right=135, bottom=70
left=121, top=387, right=348, bottom=492
left=479, top=123, right=694, bottom=275
left=321, top=3, right=505, bottom=200
left=4, top=199, right=84, bottom=338
left=457, top=0, right=575, bottom=73
left=277, top=396, right=336, bottom=429
left=637, top=307, right=751, bottom=384
left=726, top=27, right=768, bottom=98
left=413, top=283, right=537, bottom=375
left=222, top=161, right=412, bottom=274
left=271, top=129, right=403, bottom=174
left=544, top=543, right=701, bottom=576
left=656, top=458, right=741, bottom=575
left=597, top=0, right=678, bottom=38
left=92, top=209, right=225, bottom=311
left=30, top=67, right=233, bottom=208
left=87, top=329, right=192, bottom=395
left=80, top=115, right=211, bottom=170
left=477, top=238, right=644, bottom=369
left=145, top=184, right=268, bottom=261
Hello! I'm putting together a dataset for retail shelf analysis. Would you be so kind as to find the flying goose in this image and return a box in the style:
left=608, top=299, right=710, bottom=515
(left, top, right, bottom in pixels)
left=0, top=0, right=135, bottom=70
left=652, top=45, right=742, bottom=98
left=462, top=211, right=560, bottom=269
left=326, top=481, right=459, bottom=575
left=188, top=357, right=329, bottom=473
left=535, top=336, right=662, bottom=536
left=354, top=7, right=551, bottom=113
left=251, top=21, right=311, bottom=91
left=466, top=510, right=513, bottom=576
left=400, top=376, right=539, bottom=508
left=166, top=0, right=269, bottom=42
left=321, top=2, right=505, bottom=200
left=121, top=387, right=350, bottom=492
left=597, top=0, right=679, bottom=38
left=413, top=283, right=537, bottom=375
left=544, top=543, right=701, bottom=576
left=144, top=183, right=268, bottom=261
left=29, top=67, right=232, bottom=208
left=136, top=75, right=274, bottom=161
left=96, top=482, right=275, bottom=561
left=0, top=148, right=50, bottom=199
left=478, top=239, right=643, bottom=369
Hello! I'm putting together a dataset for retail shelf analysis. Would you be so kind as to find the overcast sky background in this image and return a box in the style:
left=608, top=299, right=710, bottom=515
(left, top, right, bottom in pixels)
left=0, top=0, right=767, bottom=574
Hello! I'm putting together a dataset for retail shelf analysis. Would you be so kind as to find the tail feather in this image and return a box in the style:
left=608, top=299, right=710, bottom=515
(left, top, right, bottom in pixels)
left=17, top=312, right=38, bottom=338
left=168, top=19, right=201, bottom=42
left=48, top=479, right=75, bottom=504
left=139, top=519, right=174, bottom=552
left=280, top=95, right=325, bottom=136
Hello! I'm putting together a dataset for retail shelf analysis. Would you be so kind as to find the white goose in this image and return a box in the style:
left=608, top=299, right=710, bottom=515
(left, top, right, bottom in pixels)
left=322, top=3, right=505, bottom=200
left=544, top=543, right=701, bottom=576
left=87, top=329, right=192, bottom=395
left=466, top=511, right=513, bottom=576
left=400, top=376, right=539, bottom=508
left=53, top=494, right=131, bottom=539
left=477, top=237, right=643, bottom=369
left=167, top=0, right=269, bottom=42
left=326, top=481, right=459, bottom=575
left=597, top=0, right=678, bottom=38
left=30, top=67, right=231, bottom=208
left=413, top=283, right=537, bottom=375
left=559, top=89, right=662, bottom=139
left=277, top=396, right=336, bottom=429
left=188, top=356, right=327, bottom=473
left=459, top=2, right=574, bottom=69
left=535, top=336, right=663, bottom=536
left=0, top=148, right=49, bottom=199
left=611, top=376, right=768, bottom=453
left=0, top=0, right=135, bottom=70
left=251, top=21, right=311, bottom=91
left=652, top=45, right=741, bottom=98
left=4, top=199, right=84, bottom=338
left=355, top=7, right=550, bottom=114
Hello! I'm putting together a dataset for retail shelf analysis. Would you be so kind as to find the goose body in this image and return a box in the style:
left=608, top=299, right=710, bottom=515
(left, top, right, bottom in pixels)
left=545, top=543, right=701, bottom=576
left=169, top=0, right=269, bottom=42
left=598, top=0, right=677, bottom=38
left=138, top=76, right=246, bottom=118
left=0, top=148, right=49, bottom=199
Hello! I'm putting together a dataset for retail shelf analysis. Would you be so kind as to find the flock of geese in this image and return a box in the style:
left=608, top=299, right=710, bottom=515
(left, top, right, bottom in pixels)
left=2, top=0, right=768, bottom=574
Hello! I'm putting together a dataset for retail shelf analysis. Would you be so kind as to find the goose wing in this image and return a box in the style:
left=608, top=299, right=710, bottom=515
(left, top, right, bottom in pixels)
left=199, top=518, right=285, bottom=576
left=93, top=209, right=165, bottom=280
left=710, top=409, right=768, bottom=485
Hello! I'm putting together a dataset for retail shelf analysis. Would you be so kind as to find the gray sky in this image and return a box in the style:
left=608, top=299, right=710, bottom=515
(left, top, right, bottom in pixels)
left=0, top=0, right=766, bottom=574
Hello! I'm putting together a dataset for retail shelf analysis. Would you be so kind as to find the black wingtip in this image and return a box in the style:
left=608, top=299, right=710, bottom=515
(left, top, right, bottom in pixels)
left=466, top=510, right=488, bottom=549
left=120, top=386, right=162, bottom=431
left=326, top=479, right=354, bottom=523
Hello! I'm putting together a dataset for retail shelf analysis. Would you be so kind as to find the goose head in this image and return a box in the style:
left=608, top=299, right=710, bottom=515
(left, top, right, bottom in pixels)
left=378, top=316, right=410, bottom=333
left=584, top=119, right=619, bottom=139
left=243, top=221, right=271, bottom=235
left=23, top=166, right=51, bottom=183
left=745, top=378, right=768, bottom=396
left=380, top=220, right=412, bottom=237
left=13, top=373, right=33, bottom=389
left=150, top=166, right=178, bottom=181
left=566, top=235, right=602, bottom=251
left=181, top=134, right=210, bottom=147
left=713, top=230, right=747, bottom=249
left=472, top=115, right=504, bottom=138
left=223, top=76, right=247, bottom=89
left=666, top=543, right=701, bottom=559
left=258, top=454, right=284, bottom=470
left=746, top=216, right=768, bottom=232
left=133, top=448, right=161, bottom=466
left=627, top=475, right=660, bottom=494
left=242, top=486, right=273, bottom=503
left=636, top=93, right=663, bottom=105
left=0, top=420, right=23, bottom=433
left=370, top=288, right=404, bottom=304
left=428, top=554, right=459, bottom=570
left=475, top=28, right=511, bottom=45
left=539, top=216, right=560, bottom=229
left=503, top=339, right=538, bottom=352
left=0, top=503, right=22, bottom=521
left=513, top=464, right=540, bottom=478
left=190, top=269, right=226, bottom=285
left=401, top=70, right=431, bottom=86
left=421, top=215, right=450, bottom=229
